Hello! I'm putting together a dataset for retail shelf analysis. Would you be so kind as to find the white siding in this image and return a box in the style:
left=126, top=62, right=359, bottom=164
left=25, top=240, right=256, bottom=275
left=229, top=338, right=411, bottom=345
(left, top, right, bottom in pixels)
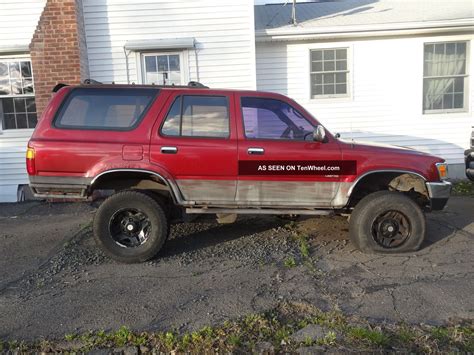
left=0, top=1, right=45, bottom=202
left=0, top=130, right=30, bottom=202
left=256, top=34, right=474, bottom=167
left=83, top=0, right=257, bottom=89
left=0, top=1, right=46, bottom=48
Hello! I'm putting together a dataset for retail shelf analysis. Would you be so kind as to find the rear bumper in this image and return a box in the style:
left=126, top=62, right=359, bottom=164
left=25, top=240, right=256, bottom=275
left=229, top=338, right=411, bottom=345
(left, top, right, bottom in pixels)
left=426, top=181, right=452, bottom=211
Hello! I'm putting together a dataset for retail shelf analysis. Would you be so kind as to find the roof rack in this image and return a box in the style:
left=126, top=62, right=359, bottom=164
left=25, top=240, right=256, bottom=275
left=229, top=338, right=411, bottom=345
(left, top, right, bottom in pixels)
left=55, top=79, right=209, bottom=90
left=83, top=78, right=102, bottom=85
left=187, top=81, right=209, bottom=88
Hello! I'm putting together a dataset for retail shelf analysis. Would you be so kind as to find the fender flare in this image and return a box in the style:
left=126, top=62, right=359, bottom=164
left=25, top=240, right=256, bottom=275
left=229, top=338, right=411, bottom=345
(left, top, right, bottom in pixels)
left=347, top=169, right=428, bottom=198
left=90, top=168, right=185, bottom=204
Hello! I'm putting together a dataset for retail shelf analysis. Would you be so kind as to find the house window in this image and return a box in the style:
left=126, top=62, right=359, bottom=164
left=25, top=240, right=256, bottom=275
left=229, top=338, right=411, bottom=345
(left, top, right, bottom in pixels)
left=310, top=48, right=349, bottom=98
left=142, top=53, right=184, bottom=85
left=423, top=41, right=469, bottom=113
left=0, top=58, right=37, bottom=130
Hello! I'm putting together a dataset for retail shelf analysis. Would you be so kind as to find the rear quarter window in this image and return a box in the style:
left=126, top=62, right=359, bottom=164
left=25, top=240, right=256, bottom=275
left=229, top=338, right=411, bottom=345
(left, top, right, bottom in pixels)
left=54, top=88, right=158, bottom=130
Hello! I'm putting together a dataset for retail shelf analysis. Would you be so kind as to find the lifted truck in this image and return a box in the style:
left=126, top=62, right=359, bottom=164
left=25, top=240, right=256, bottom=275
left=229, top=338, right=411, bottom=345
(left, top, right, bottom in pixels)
left=27, top=82, right=452, bottom=263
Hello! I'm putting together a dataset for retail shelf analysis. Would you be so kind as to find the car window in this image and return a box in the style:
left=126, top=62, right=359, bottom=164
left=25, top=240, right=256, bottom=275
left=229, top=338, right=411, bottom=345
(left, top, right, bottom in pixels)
left=55, top=88, right=157, bottom=130
left=241, top=97, right=314, bottom=140
left=161, top=95, right=229, bottom=138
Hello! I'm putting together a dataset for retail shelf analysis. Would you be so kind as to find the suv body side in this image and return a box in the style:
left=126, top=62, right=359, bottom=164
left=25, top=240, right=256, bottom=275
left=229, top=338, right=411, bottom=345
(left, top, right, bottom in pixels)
left=29, top=85, right=447, bottom=209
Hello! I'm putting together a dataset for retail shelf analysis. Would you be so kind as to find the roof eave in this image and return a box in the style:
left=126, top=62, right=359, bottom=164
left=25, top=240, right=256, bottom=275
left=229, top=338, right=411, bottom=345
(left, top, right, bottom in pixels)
left=255, top=19, right=474, bottom=42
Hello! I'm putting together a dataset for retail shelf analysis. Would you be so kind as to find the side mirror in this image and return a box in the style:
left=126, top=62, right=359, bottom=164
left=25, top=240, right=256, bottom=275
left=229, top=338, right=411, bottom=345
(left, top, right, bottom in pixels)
left=313, top=125, right=326, bottom=142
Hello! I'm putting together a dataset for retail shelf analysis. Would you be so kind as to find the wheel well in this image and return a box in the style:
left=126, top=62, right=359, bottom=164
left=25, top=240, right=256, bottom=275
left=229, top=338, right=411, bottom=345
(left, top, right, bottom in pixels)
left=90, top=171, right=172, bottom=201
left=348, top=172, right=429, bottom=208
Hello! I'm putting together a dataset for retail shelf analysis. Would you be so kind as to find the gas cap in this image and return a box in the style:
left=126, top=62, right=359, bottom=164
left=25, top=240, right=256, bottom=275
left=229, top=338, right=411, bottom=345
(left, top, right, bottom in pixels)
left=122, top=145, right=143, bottom=161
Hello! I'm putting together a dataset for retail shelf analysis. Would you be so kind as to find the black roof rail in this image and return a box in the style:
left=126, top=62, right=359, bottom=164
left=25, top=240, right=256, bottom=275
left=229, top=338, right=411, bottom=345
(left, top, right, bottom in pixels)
left=83, top=78, right=102, bottom=85
left=187, top=81, right=209, bottom=88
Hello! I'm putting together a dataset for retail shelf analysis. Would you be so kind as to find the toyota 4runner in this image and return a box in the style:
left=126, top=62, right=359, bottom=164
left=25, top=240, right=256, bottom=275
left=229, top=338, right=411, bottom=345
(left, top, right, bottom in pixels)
left=27, top=82, right=452, bottom=263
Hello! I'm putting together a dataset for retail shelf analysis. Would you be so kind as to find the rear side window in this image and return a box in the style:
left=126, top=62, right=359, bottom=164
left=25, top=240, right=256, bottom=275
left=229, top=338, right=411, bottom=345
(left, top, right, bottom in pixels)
left=161, top=95, right=229, bottom=138
left=54, top=88, right=158, bottom=130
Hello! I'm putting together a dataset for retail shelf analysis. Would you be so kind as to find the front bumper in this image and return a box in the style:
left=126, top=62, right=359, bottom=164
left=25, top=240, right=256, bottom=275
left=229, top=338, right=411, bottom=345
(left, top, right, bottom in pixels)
left=465, top=149, right=474, bottom=181
left=426, top=181, right=452, bottom=210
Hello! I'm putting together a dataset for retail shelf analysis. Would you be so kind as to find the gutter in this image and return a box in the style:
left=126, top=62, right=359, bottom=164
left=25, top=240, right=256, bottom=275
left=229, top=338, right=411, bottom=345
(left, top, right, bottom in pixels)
left=0, top=44, right=30, bottom=54
left=255, top=19, right=474, bottom=42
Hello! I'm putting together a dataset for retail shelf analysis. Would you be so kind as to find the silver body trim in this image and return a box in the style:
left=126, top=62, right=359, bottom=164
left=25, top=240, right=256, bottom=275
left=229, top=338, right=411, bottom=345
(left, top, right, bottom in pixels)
left=426, top=181, right=452, bottom=199
left=186, top=208, right=333, bottom=215
left=177, top=179, right=237, bottom=201
left=235, top=180, right=338, bottom=207
left=88, top=169, right=444, bottom=211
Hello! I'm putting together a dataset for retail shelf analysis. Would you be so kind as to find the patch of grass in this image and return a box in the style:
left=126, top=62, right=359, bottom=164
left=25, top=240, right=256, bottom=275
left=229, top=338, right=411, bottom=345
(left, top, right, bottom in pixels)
left=395, top=325, right=415, bottom=344
left=320, top=330, right=337, bottom=346
left=430, top=326, right=451, bottom=343
left=348, top=326, right=390, bottom=347
left=4, top=303, right=474, bottom=353
left=64, top=333, right=76, bottom=341
left=284, top=256, right=297, bottom=268
left=452, top=180, right=474, bottom=196
left=298, top=235, right=310, bottom=258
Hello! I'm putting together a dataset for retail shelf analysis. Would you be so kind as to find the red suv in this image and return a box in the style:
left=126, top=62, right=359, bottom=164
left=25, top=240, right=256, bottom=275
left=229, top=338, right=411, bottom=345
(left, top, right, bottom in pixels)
left=27, top=82, right=452, bottom=263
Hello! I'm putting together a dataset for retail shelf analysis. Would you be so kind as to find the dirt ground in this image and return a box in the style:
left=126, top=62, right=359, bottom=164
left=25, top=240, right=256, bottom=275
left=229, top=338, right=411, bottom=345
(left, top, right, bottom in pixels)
left=0, top=197, right=473, bottom=340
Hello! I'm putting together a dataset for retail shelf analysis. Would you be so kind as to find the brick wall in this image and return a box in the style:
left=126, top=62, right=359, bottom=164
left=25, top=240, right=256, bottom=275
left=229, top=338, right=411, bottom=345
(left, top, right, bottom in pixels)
left=29, top=0, right=89, bottom=116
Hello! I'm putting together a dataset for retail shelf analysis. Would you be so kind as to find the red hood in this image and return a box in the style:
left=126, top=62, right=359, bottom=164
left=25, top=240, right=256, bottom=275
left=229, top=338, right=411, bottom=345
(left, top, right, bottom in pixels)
left=337, top=139, right=445, bottom=182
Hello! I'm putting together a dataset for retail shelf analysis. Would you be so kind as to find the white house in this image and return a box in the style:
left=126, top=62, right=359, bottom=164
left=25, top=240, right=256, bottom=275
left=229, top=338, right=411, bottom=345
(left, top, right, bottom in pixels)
left=255, top=0, right=474, bottom=179
left=0, top=0, right=473, bottom=202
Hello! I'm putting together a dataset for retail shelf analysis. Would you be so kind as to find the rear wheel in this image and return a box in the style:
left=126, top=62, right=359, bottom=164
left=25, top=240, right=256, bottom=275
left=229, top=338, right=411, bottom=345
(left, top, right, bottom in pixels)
left=349, top=191, right=426, bottom=253
left=93, top=190, right=169, bottom=263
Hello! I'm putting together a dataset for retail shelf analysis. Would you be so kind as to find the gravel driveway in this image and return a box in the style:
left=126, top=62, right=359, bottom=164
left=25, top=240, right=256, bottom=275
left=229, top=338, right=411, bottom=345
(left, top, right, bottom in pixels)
left=0, top=197, right=473, bottom=340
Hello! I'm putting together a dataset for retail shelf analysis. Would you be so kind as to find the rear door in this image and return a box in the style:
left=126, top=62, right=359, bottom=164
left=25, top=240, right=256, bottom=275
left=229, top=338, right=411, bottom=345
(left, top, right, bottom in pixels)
left=235, top=93, right=342, bottom=207
left=150, top=90, right=238, bottom=203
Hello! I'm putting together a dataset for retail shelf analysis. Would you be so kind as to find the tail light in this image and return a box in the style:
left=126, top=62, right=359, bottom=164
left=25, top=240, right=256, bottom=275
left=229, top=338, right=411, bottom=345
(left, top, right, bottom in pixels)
left=26, top=147, right=36, bottom=175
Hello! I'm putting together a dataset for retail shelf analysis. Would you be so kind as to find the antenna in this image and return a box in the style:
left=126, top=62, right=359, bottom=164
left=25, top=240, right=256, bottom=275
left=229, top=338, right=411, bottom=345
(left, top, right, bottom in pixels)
left=291, top=0, right=297, bottom=25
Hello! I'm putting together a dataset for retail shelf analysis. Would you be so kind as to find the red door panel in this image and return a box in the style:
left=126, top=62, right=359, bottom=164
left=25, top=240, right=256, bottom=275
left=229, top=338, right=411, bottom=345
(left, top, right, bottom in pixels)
left=150, top=90, right=238, bottom=202
left=235, top=93, right=342, bottom=207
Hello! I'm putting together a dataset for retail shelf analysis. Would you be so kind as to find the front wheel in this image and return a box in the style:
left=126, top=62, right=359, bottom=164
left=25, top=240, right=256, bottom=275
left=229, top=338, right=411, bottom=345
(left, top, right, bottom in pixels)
left=349, top=191, right=426, bottom=253
left=93, top=190, right=169, bottom=263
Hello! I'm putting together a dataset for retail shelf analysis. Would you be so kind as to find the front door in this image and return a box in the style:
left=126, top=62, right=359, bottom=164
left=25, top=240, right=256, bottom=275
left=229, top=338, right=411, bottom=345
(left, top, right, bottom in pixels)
left=150, top=91, right=238, bottom=203
left=235, top=94, right=342, bottom=207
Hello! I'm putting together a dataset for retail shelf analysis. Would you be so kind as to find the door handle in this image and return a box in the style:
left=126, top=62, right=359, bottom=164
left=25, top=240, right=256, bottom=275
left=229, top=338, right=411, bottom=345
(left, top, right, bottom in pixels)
left=161, top=146, right=178, bottom=154
left=247, top=147, right=264, bottom=155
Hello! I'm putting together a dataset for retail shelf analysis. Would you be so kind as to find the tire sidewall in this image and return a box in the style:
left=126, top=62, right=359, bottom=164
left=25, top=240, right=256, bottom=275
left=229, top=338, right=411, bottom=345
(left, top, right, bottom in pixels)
left=93, top=191, right=168, bottom=263
left=350, top=191, right=426, bottom=253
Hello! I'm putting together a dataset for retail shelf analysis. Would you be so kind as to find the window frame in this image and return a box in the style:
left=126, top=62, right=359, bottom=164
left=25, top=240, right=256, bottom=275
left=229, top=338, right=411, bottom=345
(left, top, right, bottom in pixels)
left=139, top=51, right=189, bottom=86
left=159, top=94, right=231, bottom=140
left=422, top=40, right=470, bottom=114
left=309, top=47, right=351, bottom=100
left=240, top=96, right=316, bottom=142
left=0, top=56, right=37, bottom=131
left=52, top=87, right=159, bottom=131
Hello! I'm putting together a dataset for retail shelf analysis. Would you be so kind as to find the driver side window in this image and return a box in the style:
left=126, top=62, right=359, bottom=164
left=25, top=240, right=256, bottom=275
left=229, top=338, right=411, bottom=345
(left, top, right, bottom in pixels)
left=241, top=97, right=314, bottom=140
